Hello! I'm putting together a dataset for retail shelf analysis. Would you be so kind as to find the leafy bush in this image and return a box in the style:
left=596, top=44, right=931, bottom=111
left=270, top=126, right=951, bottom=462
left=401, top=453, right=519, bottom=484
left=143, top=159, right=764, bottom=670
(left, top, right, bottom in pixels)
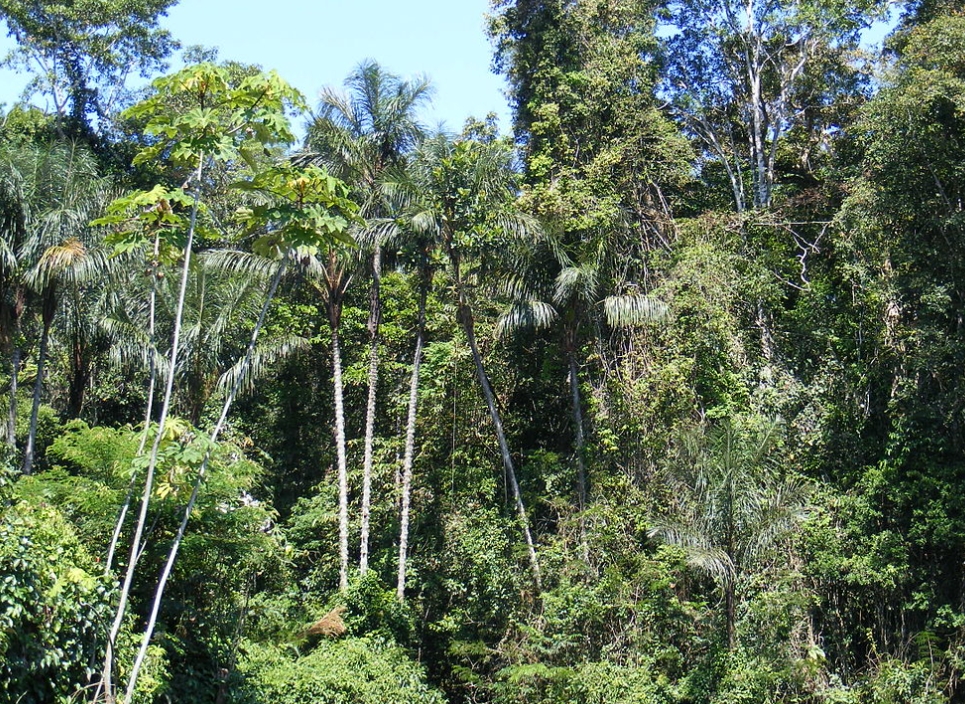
left=493, top=659, right=678, bottom=704
left=231, top=637, right=446, bottom=704
left=0, top=501, right=115, bottom=704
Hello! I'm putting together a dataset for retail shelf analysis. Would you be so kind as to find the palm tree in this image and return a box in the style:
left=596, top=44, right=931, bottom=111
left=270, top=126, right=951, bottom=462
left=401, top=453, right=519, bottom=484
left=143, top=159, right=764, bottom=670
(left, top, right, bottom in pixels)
left=405, top=132, right=543, bottom=588
left=0, top=139, right=107, bottom=465
left=304, top=59, right=431, bottom=575
left=500, top=225, right=669, bottom=532
left=391, top=224, right=434, bottom=601
left=649, top=417, right=810, bottom=649
left=0, top=143, right=32, bottom=453
left=21, top=153, right=111, bottom=473
left=304, top=246, right=353, bottom=591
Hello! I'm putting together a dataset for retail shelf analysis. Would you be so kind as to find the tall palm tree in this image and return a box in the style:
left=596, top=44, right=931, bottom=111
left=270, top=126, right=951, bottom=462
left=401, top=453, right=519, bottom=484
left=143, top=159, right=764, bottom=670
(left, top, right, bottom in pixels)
left=0, top=139, right=107, bottom=464
left=304, top=245, right=354, bottom=591
left=0, top=141, right=35, bottom=453
left=499, top=222, right=668, bottom=547
left=649, top=417, right=810, bottom=649
left=304, top=60, right=431, bottom=575
left=405, top=132, right=543, bottom=588
left=389, top=220, right=435, bottom=601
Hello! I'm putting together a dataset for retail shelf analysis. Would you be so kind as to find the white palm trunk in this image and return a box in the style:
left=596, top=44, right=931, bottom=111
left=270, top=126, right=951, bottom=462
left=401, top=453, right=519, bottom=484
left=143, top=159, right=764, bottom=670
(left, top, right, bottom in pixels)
left=396, top=282, right=427, bottom=600
left=332, top=324, right=350, bottom=591
left=359, top=246, right=381, bottom=575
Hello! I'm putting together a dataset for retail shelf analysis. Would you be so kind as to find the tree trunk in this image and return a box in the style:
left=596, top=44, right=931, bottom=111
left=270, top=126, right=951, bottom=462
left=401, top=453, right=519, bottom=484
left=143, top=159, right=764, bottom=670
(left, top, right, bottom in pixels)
left=123, top=255, right=288, bottom=702
left=332, top=324, right=350, bottom=592
left=397, top=279, right=427, bottom=601
left=99, top=167, right=203, bottom=704
left=6, top=344, right=20, bottom=451
left=458, top=295, right=541, bottom=590
left=22, top=312, right=52, bottom=475
left=567, top=347, right=590, bottom=560
left=104, top=262, right=159, bottom=576
left=726, top=581, right=736, bottom=650
left=567, top=349, right=587, bottom=514
left=65, top=280, right=93, bottom=420
left=359, top=246, right=382, bottom=575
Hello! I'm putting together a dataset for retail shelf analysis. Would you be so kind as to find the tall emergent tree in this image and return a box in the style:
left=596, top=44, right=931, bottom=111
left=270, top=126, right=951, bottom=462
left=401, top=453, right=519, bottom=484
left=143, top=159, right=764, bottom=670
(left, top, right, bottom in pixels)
left=660, top=0, right=886, bottom=210
left=93, top=62, right=309, bottom=703
left=125, top=162, right=357, bottom=702
left=490, top=0, right=690, bottom=524
left=0, top=0, right=179, bottom=134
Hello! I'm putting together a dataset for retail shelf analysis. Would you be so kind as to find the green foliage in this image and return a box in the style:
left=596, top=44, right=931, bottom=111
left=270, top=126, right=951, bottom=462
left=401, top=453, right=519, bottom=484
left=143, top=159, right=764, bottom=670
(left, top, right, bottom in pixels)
left=235, top=163, right=359, bottom=257
left=232, top=637, right=446, bottom=704
left=342, top=571, right=415, bottom=643
left=494, top=660, right=679, bottom=704
left=0, top=0, right=179, bottom=130
left=0, top=500, right=114, bottom=704
left=125, top=62, right=305, bottom=167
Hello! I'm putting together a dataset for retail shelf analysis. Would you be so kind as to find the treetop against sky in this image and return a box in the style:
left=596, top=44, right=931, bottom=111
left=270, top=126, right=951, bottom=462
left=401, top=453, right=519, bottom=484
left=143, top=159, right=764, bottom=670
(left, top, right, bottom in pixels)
left=0, top=0, right=511, bottom=132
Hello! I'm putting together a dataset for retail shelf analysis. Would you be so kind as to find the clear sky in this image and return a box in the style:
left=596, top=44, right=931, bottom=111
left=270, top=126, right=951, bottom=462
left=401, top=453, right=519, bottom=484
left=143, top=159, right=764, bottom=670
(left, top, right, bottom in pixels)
left=0, top=0, right=512, bottom=135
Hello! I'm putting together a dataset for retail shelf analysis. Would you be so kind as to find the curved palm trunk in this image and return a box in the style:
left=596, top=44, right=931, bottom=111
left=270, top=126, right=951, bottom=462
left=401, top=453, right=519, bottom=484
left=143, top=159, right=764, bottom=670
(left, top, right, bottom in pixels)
left=332, top=323, right=350, bottom=591
left=397, top=277, right=427, bottom=601
left=22, top=309, right=52, bottom=475
left=457, top=293, right=541, bottom=590
left=124, top=256, right=288, bottom=701
left=359, top=246, right=381, bottom=575
left=99, top=168, right=203, bottom=704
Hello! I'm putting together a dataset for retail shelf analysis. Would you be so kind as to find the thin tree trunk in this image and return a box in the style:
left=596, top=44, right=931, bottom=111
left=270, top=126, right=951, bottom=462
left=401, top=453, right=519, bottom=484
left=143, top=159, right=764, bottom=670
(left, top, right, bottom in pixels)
left=105, top=253, right=160, bottom=575
left=99, top=166, right=203, bottom=704
left=397, top=279, right=427, bottom=601
left=6, top=344, right=19, bottom=451
left=22, top=314, right=51, bottom=475
left=359, top=246, right=381, bottom=575
left=458, top=296, right=541, bottom=590
left=567, top=347, right=590, bottom=560
left=567, top=349, right=587, bottom=514
left=123, top=255, right=288, bottom=702
left=726, top=582, right=736, bottom=650
left=332, top=324, right=350, bottom=592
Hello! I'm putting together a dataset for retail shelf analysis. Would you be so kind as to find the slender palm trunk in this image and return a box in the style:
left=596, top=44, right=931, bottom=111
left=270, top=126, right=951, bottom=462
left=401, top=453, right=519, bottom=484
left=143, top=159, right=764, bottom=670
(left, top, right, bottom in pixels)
left=6, top=344, right=19, bottom=451
left=123, top=256, right=288, bottom=702
left=331, top=323, right=350, bottom=591
left=99, top=165, right=203, bottom=704
left=726, top=582, right=736, bottom=650
left=567, top=349, right=587, bottom=514
left=22, top=312, right=52, bottom=475
left=359, top=246, right=381, bottom=575
left=457, top=293, right=541, bottom=589
left=397, top=278, right=427, bottom=601
left=567, top=347, right=590, bottom=559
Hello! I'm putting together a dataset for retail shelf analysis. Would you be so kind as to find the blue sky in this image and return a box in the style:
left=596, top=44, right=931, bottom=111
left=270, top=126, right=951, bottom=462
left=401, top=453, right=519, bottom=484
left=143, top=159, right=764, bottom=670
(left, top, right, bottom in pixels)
left=0, top=0, right=512, bottom=134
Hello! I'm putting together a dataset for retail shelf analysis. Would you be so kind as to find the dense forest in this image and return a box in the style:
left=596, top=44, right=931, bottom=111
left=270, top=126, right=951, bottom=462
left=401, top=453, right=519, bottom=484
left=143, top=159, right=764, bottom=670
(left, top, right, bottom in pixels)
left=1, top=0, right=964, bottom=701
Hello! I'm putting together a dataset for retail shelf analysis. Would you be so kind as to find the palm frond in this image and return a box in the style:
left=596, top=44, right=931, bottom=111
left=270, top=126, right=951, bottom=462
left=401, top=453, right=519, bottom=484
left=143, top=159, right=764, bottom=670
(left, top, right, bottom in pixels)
left=200, top=249, right=277, bottom=281
left=603, top=293, right=669, bottom=328
left=496, top=300, right=558, bottom=336
left=217, top=334, right=310, bottom=398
